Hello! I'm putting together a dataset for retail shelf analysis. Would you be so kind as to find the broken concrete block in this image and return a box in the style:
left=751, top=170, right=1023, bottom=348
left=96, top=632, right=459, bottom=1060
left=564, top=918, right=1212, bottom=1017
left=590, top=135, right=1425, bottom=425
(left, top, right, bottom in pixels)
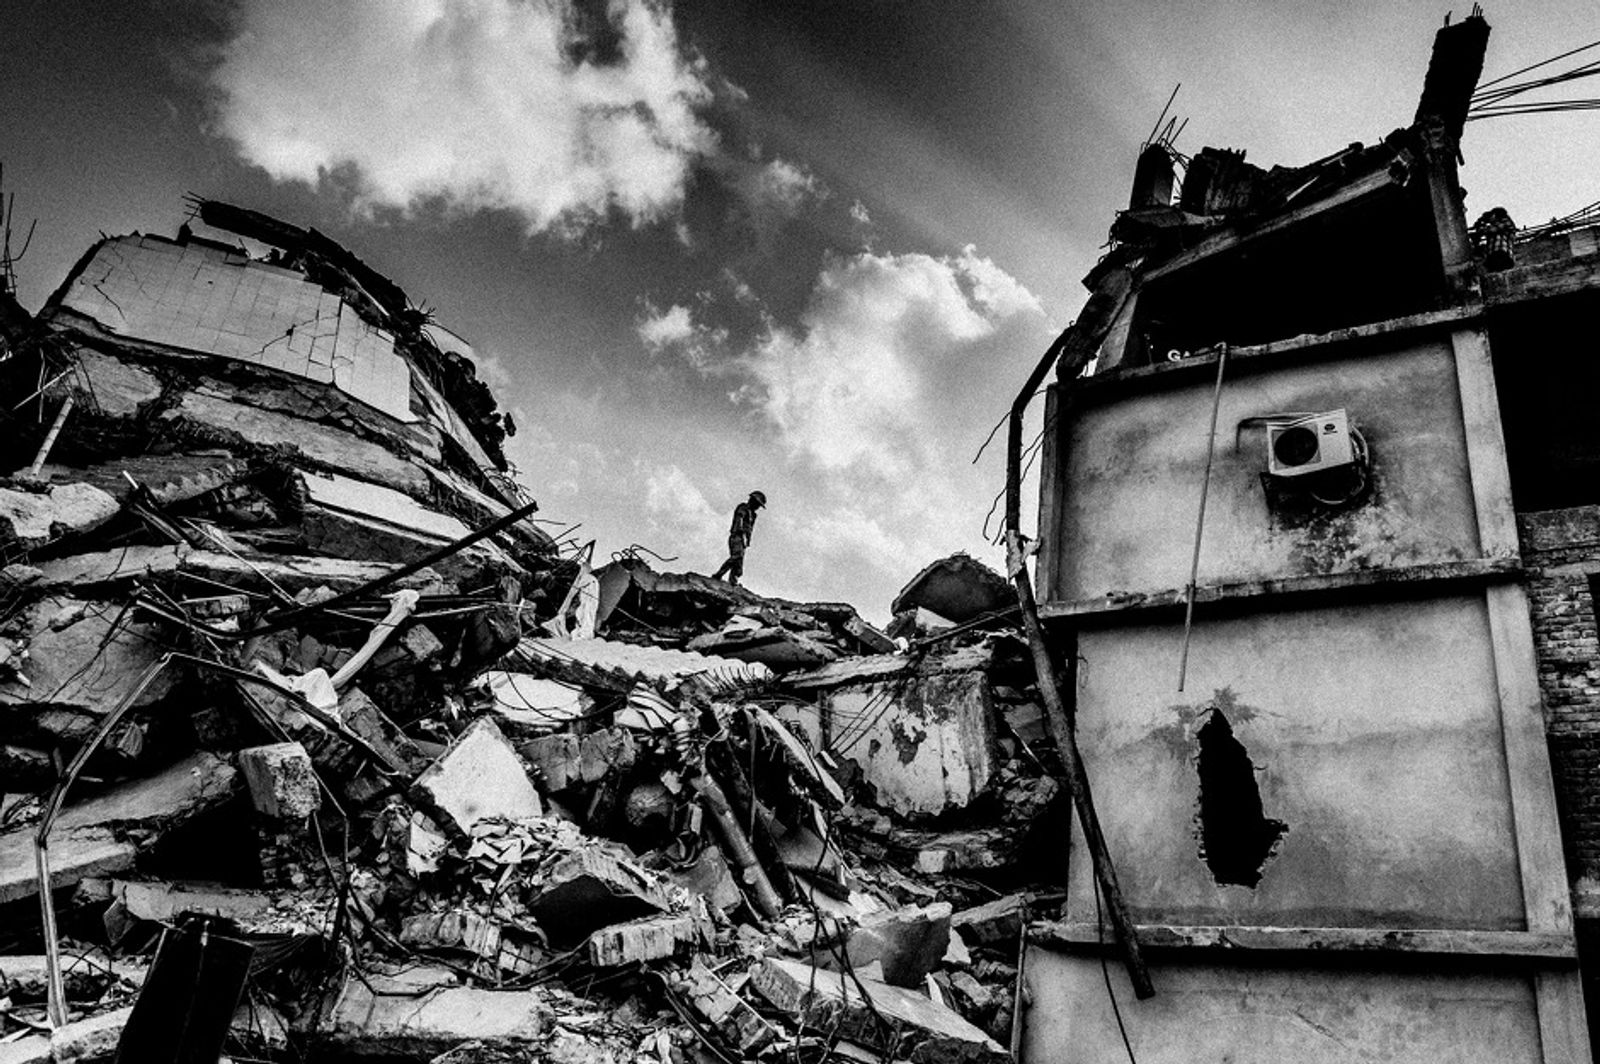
left=0, top=1034, right=47, bottom=1064
left=338, top=687, right=426, bottom=774
left=821, top=666, right=998, bottom=818
left=946, top=970, right=1000, bottom=1014
left=673, top=959, right=777, bottom=1055
left=890, top=552, right=1014, bottom=624
left=295, top=686, right=424, bottom=790
left=526, top=845, right=671, bottom=948
left=756, top=707, right=845, bottom=807
left=751, top=957, right=1008, bottom=1064
left=482, top=672, right=587, bottom=731
left=0, top=952, right=144, bottom=1004
left=688, top=625, right=839, bottom=671
left=844, top=614, right=898, bottom=654
left=41, top=451, right=251, bottom=508
left=52, top=1004, right=135, bottom=1064
left=951, top=895, right=1026, bottom=949
left=579, top=727, right=636, bottom=784
left=520, top=732, right=581, bottom=791
left=318, top=967, right=547, bottom=1057
left=412, top=717, right=543, bottom=834
left=238, top=742, right=320, bottom=820
left=400, top=910, right=503, bottom=964
left=296, top=469, right=521, bottom=583
left=1001, top=701, right=1049, bottom=748
left=161, top=389, right=430, bottom=496
left=0, top=752, right=237, bottom=905
left=28, top=545, right=182, bottom=591
left=0, top=596, right=180, bottom=743
left=406, top=811, right=451, bottom=876
left=682, top=849, right=746, bottom=914
left=458, top=602, right=523, bottom=677
left=586, top=911, right=700, bottom=967
left=399, top=623, right=445, bottom=664
left=68, top=350, right=165, bottom=417
left=901, top=827, right=1022, bottom=875
left=830, top=902, right=952, bottom=989
left=111, top=880, right=336, bottom=937
left=0, top=482, right=120, bottom=551
left=945, top=929, right=973, bottom=969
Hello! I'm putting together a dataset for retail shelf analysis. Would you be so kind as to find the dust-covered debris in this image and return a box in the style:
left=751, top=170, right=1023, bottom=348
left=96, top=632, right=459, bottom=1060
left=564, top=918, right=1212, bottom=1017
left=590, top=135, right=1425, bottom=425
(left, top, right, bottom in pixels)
left=0, top=210, right=1061, bottom=1063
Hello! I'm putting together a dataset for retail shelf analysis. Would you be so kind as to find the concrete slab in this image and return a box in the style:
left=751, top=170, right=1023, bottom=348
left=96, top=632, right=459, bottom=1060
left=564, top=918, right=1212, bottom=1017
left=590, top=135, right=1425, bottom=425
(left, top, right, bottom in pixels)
left=825, top=667, right=998, bottom=818
left=481, top=671, right=587, bottom=731
left=952, top=896, right=1027, bottom=949
left=586, top=912, right=701, bottom=966
left=52, top=1004, right=133, bottom=1064
left=752, top=956, right=1008, bottom=1064
left=0, top=596, right=177, bottom=743
left=827, top=903, right=953, bottom=988
left=111, top=880, right=336, bottom=937
left=673, top=960, right=777, bottom=1054
left=0, top=753, right=238, bottom=904
left=318, top=967, right=547, bottom=1057
left=412, top=717, right=542, bottom=835
left=526, top=845, right=671, bottom=948
left=687, top=626, right=839, bottom=671
left=890, top=553, right=1015, bottom=624
left=517, top=636, right=773, bottom=693
left=0, top=484, right=120, bottom=552
left=0, top=952, right=145, bottom=1003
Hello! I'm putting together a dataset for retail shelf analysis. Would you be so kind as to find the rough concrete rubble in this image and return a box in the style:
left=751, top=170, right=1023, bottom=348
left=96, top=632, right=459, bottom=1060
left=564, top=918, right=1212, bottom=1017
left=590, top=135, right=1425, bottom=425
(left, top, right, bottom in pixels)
left=0, top=207, right=1068, bottom=1063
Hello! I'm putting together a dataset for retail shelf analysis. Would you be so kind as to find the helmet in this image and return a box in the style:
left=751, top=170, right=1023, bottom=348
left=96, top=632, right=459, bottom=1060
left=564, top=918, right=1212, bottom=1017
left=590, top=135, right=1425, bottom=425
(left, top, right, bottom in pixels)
left=749, top=490, right=767, bottom=507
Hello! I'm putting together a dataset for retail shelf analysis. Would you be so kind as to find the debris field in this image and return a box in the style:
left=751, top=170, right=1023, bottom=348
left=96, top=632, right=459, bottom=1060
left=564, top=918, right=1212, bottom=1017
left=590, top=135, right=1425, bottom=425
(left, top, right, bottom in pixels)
left=0, top=204, right=1065, bottom=1064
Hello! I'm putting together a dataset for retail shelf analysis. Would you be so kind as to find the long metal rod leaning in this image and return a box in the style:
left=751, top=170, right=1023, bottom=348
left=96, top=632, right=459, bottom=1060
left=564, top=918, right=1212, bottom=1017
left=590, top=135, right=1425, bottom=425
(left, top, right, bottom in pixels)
left=1005, top=322, right=1154, bottom=999
left=1178, top=344, right=1229, bottom=692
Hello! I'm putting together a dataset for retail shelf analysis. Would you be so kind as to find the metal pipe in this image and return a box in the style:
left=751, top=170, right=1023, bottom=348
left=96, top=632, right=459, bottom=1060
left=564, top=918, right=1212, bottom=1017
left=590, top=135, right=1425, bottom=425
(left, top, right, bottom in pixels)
left=1002, top=267, right=1153, bottom=999
left=28, top=394, right=73, bottom=475
left=1178, top=344, right=1229, bottom=691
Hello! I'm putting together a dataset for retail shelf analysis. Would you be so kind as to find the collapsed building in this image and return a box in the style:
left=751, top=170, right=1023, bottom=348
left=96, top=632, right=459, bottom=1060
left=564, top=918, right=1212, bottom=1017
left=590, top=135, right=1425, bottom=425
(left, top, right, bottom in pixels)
left=7, top=11, right=1600, bottom=1064
left=1012, top=11, right=1600, bottom=1063
left=0, top=197, right=1071, bottom=1063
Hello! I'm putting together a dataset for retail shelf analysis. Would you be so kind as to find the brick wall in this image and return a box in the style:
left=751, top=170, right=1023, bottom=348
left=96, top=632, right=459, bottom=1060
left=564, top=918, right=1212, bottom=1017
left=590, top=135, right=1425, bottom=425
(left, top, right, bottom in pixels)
left=1520, top=505, right=1600, bottom=909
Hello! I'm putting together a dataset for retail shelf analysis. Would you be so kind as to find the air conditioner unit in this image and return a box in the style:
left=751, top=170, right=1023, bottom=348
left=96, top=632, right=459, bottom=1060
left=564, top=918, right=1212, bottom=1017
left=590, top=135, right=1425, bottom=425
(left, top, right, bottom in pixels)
left=1266, top=409, right=1355, bottom=477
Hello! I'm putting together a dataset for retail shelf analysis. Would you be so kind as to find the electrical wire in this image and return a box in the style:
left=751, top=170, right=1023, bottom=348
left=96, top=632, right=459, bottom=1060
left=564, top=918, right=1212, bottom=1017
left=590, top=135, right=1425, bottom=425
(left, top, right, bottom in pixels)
left=1093, top=873, right=1138, bottom=1064
left=1476, top=38, right=1600, bottom=92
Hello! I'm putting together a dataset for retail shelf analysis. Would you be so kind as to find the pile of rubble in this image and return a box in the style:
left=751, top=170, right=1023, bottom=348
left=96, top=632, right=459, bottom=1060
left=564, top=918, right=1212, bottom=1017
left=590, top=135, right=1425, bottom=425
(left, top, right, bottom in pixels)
left=0, top=206, right=1069, bottom=1064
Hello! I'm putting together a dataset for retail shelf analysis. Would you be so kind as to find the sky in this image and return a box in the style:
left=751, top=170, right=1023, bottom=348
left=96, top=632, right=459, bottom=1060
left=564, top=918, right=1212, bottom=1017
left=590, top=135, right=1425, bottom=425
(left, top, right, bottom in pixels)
left=3, top=0, right=1598, bottom=620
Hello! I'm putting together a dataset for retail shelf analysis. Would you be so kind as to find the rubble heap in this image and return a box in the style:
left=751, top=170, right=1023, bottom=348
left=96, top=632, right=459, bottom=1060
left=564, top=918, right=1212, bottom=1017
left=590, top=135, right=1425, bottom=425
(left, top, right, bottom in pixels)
left=0, top=208, right=1068, bottom=1064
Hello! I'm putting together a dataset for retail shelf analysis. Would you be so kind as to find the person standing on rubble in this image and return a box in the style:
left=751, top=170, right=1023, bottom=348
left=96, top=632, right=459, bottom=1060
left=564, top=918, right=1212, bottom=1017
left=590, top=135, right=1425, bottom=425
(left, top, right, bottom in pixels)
left=711, top=490, right=766, bottom=585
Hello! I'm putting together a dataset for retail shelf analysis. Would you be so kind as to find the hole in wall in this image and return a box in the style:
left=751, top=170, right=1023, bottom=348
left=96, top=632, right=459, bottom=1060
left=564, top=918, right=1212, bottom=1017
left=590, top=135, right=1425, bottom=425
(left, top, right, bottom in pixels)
left=1195, top=708, right=1287, bottom=888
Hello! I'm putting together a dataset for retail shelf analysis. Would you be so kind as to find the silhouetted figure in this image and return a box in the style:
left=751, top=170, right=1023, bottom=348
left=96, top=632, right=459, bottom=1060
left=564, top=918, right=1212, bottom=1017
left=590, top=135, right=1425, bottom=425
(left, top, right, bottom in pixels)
left=711, top=491, right=766, bottom=585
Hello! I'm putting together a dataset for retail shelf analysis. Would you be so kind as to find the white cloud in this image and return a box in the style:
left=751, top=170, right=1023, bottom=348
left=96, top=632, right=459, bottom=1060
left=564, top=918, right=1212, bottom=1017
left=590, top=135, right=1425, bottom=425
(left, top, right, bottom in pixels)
left=788, top=507, right=910, bottom=577
left=636, top=300, right=725, bottom=369
left=849, top=200, right=871, bottom=226
left=733, top=245, right=1046, bottom=479
left=209, top=0, right=717, bottom=234
left=637, top=303, right=695, bottom=349
left=755, top=158, right=826, bottom=216
left=643, top=464, right=725, bottom=546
